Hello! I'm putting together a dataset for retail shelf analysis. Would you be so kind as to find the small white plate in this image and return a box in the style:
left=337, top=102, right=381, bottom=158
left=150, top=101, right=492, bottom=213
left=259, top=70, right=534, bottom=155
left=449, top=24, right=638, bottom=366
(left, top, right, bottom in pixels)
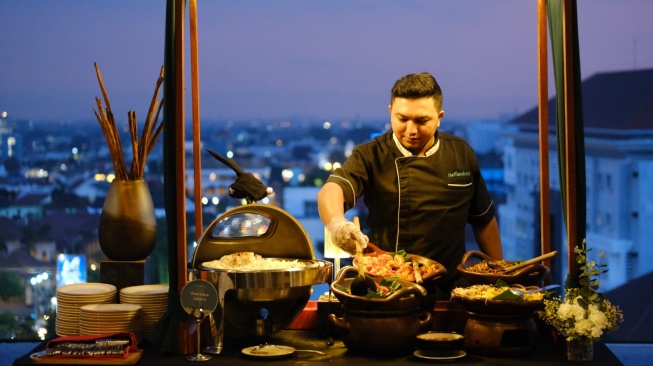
left=242, top=344, right=295, bottom=359
left=414, top=349, right=466, bottom=362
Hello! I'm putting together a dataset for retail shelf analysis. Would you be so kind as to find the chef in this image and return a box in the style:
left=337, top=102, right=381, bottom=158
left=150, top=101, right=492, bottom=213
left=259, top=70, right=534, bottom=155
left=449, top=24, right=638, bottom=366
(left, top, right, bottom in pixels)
left=317, top=72, right=503, bottom=299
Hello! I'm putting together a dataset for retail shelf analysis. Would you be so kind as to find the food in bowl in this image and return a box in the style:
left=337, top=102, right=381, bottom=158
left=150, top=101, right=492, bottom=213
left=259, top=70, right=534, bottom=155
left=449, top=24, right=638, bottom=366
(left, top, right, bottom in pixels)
left=202, top=251, right=304, bottom=270
left=356, top=251, right=444, bottom=281
left=451, top=284, right=544, bottom=301
left=415, top=331, right=464, bottom=352
left=464, top=259, right=516, bottom=274
left=457, top=250, right=549, bottom=286
left=334, top=276, right=402, bottom=298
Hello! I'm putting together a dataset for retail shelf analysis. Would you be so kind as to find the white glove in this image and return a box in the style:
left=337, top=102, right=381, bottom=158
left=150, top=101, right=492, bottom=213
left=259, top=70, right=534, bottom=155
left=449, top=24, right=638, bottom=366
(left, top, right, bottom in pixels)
left=326, top=216, right=368, bottom=256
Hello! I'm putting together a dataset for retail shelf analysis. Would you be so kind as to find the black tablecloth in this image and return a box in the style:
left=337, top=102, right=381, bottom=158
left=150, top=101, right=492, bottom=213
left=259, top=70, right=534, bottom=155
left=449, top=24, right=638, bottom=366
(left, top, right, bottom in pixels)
left=14, top=329, right=622, bottom=366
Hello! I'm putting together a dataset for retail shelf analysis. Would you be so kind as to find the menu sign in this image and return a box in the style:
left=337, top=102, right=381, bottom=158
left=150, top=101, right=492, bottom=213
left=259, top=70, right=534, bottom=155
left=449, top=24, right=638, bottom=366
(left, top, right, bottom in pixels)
left=180, top=279, right=218, bottom=316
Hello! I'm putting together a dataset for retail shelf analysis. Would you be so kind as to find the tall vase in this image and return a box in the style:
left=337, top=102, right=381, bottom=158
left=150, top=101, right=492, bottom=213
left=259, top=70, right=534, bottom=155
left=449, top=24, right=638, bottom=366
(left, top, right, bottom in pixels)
left=99, top=179, right=156, bottom=261
left=566, top=337, right=594, bottom=362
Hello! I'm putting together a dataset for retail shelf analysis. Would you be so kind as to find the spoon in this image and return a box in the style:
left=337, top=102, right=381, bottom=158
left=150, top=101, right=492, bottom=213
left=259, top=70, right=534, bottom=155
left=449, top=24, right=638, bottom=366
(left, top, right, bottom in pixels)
left=250, top=344, right=326, bottom=356
left=503, top=251, right=558, bottom=273
left=510, top=284, right=560, bottom=297
left=349, top=217, right=376, bottom=296
left=350, top=239, right=377, bottom=296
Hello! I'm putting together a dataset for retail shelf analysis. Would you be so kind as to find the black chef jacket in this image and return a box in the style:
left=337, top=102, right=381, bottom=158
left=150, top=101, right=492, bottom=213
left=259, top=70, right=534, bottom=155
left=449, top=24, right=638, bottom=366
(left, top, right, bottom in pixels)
left=326, top=130, right=495, bottom=294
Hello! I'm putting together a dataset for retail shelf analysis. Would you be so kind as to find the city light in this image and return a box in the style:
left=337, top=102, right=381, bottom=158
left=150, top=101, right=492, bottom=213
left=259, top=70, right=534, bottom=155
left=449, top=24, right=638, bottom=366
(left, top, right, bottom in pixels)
left=323, top=121, right=331, bottom=129
left=281, top=169, right=294, bottom=182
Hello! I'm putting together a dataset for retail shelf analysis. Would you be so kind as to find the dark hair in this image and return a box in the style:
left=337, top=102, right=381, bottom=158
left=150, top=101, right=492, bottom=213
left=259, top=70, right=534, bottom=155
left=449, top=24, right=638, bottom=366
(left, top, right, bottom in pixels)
left=391, top=72, right=443, bottom=110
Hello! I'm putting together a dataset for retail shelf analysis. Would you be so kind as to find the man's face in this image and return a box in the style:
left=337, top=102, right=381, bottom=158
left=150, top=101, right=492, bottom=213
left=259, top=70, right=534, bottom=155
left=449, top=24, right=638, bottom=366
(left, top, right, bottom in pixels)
left=388, top=97, right=444, bottom=156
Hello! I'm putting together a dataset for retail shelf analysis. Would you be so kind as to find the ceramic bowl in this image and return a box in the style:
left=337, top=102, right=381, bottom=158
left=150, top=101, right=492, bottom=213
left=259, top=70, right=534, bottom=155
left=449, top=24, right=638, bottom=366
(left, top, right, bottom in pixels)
left=457, top=250, right=549, bottom=286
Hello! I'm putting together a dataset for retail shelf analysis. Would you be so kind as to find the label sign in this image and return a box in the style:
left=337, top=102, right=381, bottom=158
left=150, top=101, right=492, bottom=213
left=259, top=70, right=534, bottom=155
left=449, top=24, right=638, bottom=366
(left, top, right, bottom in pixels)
left=180, top=279, right=218, bottom=316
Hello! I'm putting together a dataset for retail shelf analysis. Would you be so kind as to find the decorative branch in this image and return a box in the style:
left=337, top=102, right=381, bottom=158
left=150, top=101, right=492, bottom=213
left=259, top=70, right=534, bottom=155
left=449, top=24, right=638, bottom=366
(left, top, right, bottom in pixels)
left=92, top=62, right=165, bottom=181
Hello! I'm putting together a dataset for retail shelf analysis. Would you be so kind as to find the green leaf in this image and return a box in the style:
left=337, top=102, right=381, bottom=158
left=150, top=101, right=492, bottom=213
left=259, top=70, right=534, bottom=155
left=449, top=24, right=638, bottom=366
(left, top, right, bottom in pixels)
left=394, top=250, right=411, bottom=262
left=365, top=289, right=383, bottom=298
left=334, top=284, right=349, bottom=293
left=577, top=298, right=590, bottom=310
left=492, top=289, right=523, bottom=301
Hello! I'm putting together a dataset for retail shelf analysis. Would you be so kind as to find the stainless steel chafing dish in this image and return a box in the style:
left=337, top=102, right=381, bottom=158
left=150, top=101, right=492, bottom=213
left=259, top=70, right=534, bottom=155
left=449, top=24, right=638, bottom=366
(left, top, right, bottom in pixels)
left=189, top=203, right=332, bottom=353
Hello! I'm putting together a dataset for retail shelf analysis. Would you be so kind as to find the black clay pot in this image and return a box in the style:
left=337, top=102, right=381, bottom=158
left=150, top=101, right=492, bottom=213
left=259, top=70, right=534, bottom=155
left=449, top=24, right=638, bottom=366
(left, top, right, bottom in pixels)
left=329, top=266, right=432, bottom=356
left=98, top=179, right=156, bottom=261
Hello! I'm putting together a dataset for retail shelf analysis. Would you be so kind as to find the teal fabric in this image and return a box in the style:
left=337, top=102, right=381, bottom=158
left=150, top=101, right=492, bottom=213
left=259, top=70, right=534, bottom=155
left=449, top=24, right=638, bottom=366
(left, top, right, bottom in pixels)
left=547, top=0, right=586, bottom=285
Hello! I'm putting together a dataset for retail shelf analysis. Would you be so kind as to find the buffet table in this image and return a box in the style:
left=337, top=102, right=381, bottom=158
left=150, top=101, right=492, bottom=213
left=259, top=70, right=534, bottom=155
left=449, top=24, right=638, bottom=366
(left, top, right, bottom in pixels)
left=13, top=328, right=622, bottom=366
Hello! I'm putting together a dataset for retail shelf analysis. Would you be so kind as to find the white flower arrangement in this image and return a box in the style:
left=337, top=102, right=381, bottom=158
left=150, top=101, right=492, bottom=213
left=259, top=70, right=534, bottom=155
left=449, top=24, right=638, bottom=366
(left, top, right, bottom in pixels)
left=538, top=239, right=623, bottom=341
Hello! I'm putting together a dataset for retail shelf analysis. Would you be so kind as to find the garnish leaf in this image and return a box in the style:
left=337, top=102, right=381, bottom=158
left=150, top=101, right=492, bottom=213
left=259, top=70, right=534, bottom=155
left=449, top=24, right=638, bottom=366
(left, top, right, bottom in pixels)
left=492, top=289, right=522, bottom=301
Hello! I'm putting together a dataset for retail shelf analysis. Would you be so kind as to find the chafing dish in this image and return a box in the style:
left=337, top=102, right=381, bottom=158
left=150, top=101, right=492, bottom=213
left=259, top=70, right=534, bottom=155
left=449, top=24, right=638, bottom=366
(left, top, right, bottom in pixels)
left=189, top=203, right=332, bottom=353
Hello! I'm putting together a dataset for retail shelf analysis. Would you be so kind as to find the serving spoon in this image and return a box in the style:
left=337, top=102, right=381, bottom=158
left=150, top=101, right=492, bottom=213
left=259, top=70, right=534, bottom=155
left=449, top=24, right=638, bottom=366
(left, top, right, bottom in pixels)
left=349, top=217, right=376, bottom=296
left=503, top=251, right=558, bottom=273
left=350, top=239, right=377, bottom=296
left=510, top=284, right=560, bottom=297
left=487, top=251, right=557, bottom=272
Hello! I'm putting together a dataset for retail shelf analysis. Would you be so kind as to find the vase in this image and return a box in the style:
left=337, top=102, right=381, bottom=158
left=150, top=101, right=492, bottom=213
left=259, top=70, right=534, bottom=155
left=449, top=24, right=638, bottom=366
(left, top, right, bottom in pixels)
left=566, top=337, right=593, bottom=362
left=98, top=179, right=157, bottom=261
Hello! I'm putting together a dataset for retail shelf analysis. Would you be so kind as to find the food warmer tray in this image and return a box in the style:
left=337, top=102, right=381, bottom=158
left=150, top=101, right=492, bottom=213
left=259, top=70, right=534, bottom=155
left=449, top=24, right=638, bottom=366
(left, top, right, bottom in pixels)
left=189, top=204, right=332, bottom=351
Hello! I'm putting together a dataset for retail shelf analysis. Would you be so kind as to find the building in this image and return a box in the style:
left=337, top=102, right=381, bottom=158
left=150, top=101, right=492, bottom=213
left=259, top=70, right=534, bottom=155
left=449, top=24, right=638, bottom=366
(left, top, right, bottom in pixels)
left=500, top=68, right=653, bottom=291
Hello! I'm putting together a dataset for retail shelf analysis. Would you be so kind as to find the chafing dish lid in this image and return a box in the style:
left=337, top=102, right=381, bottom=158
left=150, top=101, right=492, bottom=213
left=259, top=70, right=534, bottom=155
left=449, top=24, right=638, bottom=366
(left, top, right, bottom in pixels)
left=191, top=204, right=314, bottom=268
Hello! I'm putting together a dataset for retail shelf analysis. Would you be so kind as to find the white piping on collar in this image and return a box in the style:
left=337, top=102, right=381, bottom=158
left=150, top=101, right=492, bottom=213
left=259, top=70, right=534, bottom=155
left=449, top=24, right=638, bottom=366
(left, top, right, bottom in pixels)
left=391, top=134, right=440, bottom=251
left=392, top=133, right=440, bottom=157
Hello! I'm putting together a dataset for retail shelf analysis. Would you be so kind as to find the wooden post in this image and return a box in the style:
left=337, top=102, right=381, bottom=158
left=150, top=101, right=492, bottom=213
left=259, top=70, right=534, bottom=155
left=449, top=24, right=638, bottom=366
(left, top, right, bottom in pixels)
left=190, top=0, right=203, bottom=239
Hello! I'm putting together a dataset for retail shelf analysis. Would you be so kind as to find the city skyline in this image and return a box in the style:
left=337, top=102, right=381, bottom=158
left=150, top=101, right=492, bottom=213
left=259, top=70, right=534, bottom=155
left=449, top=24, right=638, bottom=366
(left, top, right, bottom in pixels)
left=1, top=1, right=652, bottom=123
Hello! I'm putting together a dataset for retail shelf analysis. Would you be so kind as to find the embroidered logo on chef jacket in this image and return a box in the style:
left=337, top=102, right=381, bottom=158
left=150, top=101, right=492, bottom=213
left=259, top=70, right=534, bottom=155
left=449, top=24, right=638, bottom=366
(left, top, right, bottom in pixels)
left=447, top=171, right=472, bottom=187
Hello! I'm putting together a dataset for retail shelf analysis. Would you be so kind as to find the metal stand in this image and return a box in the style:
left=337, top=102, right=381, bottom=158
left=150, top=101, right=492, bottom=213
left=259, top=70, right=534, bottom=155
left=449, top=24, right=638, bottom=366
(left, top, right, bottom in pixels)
left=187, top=308, right=211, bottom=361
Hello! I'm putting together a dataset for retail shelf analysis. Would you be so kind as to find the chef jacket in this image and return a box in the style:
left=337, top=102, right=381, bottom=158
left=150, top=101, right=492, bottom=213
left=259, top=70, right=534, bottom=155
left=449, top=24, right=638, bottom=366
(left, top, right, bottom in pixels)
left=326, top=130, right=495, bottom=288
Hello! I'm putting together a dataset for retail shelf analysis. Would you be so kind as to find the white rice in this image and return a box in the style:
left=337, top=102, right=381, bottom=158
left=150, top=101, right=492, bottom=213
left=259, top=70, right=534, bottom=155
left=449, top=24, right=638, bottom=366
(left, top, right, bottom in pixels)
left=202, top=251, right=304, bottom=270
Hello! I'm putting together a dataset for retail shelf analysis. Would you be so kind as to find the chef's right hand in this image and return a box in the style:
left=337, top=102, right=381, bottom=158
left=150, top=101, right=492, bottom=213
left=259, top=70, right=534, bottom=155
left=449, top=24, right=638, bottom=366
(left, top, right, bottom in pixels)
left=326, top=216, right=368, bottom=256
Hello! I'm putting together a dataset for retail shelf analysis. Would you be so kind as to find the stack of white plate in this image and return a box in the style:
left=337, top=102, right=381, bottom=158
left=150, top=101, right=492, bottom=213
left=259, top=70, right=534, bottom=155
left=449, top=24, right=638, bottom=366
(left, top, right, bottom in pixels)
left=79, top=303, right=144, bottom=344
left=120, top=284, right=168, bottom=341
left=55, top=283, right=117, bottom=337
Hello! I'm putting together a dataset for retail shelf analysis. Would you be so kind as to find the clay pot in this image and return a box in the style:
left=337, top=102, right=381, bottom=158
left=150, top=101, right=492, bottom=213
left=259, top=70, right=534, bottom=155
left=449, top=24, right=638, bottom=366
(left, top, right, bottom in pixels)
left=463, top=312, right=538, bottom=356
left=98, top=179, right=156, bottom=261
left=329, top=266, right=432, bottom=356
left=329, top=307, right=432, bottom=356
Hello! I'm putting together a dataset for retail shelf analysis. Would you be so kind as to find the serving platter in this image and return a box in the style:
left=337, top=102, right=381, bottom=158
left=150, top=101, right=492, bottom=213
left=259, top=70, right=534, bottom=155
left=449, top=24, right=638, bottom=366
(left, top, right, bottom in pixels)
left=353, top=243, right=447, bottom=284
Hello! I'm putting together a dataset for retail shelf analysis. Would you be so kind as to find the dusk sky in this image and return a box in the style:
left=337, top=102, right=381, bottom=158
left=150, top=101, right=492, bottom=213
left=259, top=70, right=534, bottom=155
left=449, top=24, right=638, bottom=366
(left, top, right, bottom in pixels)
left=1, top=1, right=652, bottom=123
